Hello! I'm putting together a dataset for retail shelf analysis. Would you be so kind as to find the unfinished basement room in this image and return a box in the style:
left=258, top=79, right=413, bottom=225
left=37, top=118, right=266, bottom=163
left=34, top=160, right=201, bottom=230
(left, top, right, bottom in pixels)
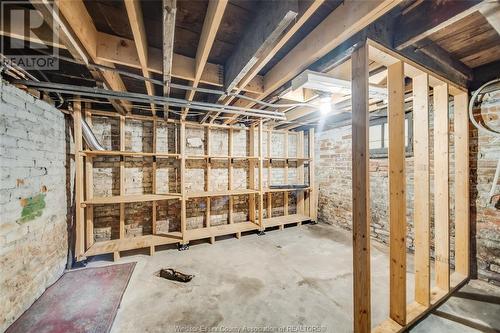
left=1, top=0, right=500, bottom=332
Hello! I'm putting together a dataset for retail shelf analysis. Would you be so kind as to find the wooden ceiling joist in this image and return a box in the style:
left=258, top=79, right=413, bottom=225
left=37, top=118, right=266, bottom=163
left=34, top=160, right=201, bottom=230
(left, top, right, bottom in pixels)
left=182, top=0, right=228, bottom=119
left=56, top=0, right=132, bottom=114
left=204, top=0, right=324, bottom=124
left=394, top=0, right=484, bottom=50
left=163, top=0, right=177, bottom=118
left=124, top=0, right=156, bottom=114
left=224, top=0, right=402, bottom=124
left=95, top=32, right=264, bottom=94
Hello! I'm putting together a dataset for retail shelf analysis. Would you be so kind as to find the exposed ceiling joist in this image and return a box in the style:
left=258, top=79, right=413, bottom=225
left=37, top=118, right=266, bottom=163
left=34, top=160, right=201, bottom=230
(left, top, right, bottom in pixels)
left=95, top=32, right=264, bottom=94
left=204, top=0, right=324, bottom=124
left=224, top=0, right=298, bottom=93
left=124, top=0, right=156, bottom=114
left=225, top=0, right=402, bottom=124
left=182, top=0, right=228, bottom=119
left=163, top=0, right=176, bottom=118
left=394, top=0, right=484, bottom=50
left=56, top=0, right=132, bottom=114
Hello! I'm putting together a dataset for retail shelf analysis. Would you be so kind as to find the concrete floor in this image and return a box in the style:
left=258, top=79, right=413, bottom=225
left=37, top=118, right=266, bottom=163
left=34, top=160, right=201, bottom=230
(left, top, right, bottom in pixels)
left=86, top=223, right=500, bottom=333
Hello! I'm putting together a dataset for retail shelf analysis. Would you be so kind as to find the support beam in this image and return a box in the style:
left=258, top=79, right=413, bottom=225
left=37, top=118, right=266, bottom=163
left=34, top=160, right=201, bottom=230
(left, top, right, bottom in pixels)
left=412, top=73, right=430, bottom=307
left=351, top=42, right=371, bottom=333
left=225, top=0, right=401, bottom=124
left=163, top=0, right=177, bottom=118
left=96, top=31, right=264, bottom=93
left=56, top=0, right=131, bottom=114
left=387, top=60, right=406, bottom=325
left=224, top=1, right=298, bottom=94
left=124, top=0, right=156, bottom=114
left=454, top=92, right=470, bottom=277
left=480, top=2, right=500, bottom=35
left=433, top=82, right=450, bottom=292
left=182, top=0, right=228, bottom=118
left=73, top=99, right=85, bottom=259
left=394, top=0, right=483, bottom=50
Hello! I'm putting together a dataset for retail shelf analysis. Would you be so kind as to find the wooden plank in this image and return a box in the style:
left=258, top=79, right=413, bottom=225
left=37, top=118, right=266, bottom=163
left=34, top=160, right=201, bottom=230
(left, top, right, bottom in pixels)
left=412, top=73, right=431, bottom=307
left=73, top=99, right=85, bottom=259
left=387, top=60, right=406, bottom=325
left=394, top=0, right=483, bottom=50
left=258, top=122, right=264, bottom=228
left=180, top=121, right=187, bottom=243
left=263, top=214, right=310, bottom=228
left=84, top=105, right=94, bottom=249
left=297, top=131, right=305, bottom=216
left=182, top=0, right=228, bottom=118
left=119, top=116, right=126, bottom=239
left=152, top=117, right=157, bottom=234
left=454, top=92, right=470, bottom=276
left=56, top=0, right=131, bottom=113
left=163, top=0, right=177, bottom=118
left=308, top=128, right=316, bottom=220
left=96, top=32, right=263, bottom=93
left=83, top=194, right=180, bottom=205
left=284, top=131, right=289, bottom=216
left=351, top=43, right=371, bottom=333
left=228, top=128, right=234, bottom=224
left=433, top=83, right=450, bottom=291
left=124, top=0, right=156, bottom=114
left=224, top=1, right=298, bottom=93
left=249, top=126, right=256, bottom=222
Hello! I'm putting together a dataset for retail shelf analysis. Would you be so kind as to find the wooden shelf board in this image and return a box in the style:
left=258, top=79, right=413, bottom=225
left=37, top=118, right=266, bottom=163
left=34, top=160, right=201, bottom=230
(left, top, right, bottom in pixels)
left=186, top=189, right=259, bottom=198
left=264, top=187, right=310, bottom=193
left=186, top=155, right=258, bottom=160
left=85, top=233, right=182, bottom=256
left=81, top=150, right=179, bottom=158
left=84, top=194, right=181, bottom=205
left=263, top=214, right=310, bottom=228
left=265, top=157, right=310, bottom=161
left=186, top=221, right=259, bottom=241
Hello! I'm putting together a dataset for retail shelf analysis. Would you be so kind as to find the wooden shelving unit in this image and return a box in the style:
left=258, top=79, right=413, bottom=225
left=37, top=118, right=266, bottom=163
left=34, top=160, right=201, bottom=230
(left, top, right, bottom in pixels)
left=73, top=108, right=316, bottom=260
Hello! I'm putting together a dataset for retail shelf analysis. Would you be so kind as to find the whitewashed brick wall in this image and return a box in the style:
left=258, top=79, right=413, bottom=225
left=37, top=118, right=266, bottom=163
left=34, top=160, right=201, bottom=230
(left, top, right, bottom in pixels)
left=0, top=81, right=68, bottom=331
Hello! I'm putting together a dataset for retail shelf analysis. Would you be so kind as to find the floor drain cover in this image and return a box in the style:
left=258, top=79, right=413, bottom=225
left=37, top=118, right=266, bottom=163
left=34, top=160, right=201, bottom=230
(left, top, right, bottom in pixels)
left=158, top=268, right=194, bottom=283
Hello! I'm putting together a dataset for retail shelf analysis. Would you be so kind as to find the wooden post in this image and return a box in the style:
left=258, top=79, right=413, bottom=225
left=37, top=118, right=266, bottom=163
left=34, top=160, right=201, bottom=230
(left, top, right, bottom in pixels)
left=388, top=60, right=406, bottom=325
left=229, top=128, right=234, bottom=226
left=249, top=126, right=256, bottom=223
left=308, top=127, right=315, bottom=221
left=454, top=92, right=469, bottom=277
left=84, top=103, right=94, bottom=249
left=258, top=121, right=264, bottom=229
left=73, top=99, right=85, bottom=259
left=284, top=131, right=289, bottom=217
left=434, top=82, right=450, bottom=291
left=351, top=43, right=371, bottom=333
left=151, top=116, right=157, bottom=255
left=297, top=131, right=305, bottom=217
left=180, top=121, right=187, bottom=243
left=119, top=116, right=126, bottom=242
left=413, top=73, right=431, bottom=306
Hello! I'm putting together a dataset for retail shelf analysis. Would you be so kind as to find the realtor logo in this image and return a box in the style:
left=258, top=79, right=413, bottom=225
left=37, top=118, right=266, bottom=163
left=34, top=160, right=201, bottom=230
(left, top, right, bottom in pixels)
left=0, top=1, right=59, bottom=70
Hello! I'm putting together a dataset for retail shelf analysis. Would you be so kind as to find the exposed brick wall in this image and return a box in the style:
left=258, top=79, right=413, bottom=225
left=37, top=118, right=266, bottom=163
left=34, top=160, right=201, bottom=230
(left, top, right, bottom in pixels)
left=90, top=124, right=304, bottom=236
left=0, top=81, right=68, bottom=331
left=316, top=93, right=500, bottom=285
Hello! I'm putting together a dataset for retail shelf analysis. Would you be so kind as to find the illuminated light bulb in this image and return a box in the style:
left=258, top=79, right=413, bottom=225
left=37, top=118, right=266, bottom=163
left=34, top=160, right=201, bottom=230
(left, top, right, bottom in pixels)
left=319, top=95, right=332, bottom=115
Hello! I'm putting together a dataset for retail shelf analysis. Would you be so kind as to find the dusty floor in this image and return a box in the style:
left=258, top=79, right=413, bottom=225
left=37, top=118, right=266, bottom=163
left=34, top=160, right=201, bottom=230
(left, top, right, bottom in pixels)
left=86, top=223, right=500, bottom=333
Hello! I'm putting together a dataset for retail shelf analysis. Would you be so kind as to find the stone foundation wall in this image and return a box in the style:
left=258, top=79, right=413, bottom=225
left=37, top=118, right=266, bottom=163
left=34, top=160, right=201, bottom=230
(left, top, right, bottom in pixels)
left=316, top=93, right=500, bottom=286
left=0, top=81, right=68, bottom=331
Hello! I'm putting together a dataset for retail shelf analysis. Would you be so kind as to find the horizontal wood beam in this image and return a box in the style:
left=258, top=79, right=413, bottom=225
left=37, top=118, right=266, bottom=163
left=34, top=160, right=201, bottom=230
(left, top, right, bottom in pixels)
left=394, top=0, right=483, bottom=50
left=96, top=32, right=264, bottom=94
left=224, top=0, right=298, bottom=92
left=56, top=0, right=132, bottom=113
left=225, top=0, right=402, bottom=123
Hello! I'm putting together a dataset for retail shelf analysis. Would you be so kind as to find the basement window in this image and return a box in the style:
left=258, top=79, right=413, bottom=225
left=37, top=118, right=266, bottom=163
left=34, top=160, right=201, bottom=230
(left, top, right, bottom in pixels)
left=369, top=111, right=413, bottom=158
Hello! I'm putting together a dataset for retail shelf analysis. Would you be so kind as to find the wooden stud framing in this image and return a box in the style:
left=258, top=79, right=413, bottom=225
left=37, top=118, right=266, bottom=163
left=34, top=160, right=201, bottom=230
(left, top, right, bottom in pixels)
left=284, top=132, right=289, bottom=217
left=387, top=60, right=406, bottom=325
left=84, top=103, right=94, bottom=250
left=249, top=126, right=256, bottom=223
left=454, top=92, right=470, bottom=277
left=308, top=128, right=316, bottom=221
left=296, top=131, right=305, bottom=217
left=412, top=73, right=431, bottom=307
left=352, top=42, right=371, bottom=333
left=434, top=82, right=450, bottom=292
left=119, top=116, right=126, bottom=243
left=258, top=121, right=264, bottom=229
left=180, top=121, right=187, bottom=243
left=74, top=99, right=85, bottom=259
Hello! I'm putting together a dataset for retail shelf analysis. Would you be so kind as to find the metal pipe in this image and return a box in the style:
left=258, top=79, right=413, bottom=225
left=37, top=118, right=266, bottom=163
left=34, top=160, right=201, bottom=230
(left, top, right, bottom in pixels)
left=81, top=118, right=105, bottom=151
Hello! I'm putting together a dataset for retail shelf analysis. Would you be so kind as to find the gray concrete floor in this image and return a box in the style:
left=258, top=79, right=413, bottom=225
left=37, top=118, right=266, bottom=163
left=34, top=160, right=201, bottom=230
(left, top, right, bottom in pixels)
left=86, top=223, right=500, bottom=333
